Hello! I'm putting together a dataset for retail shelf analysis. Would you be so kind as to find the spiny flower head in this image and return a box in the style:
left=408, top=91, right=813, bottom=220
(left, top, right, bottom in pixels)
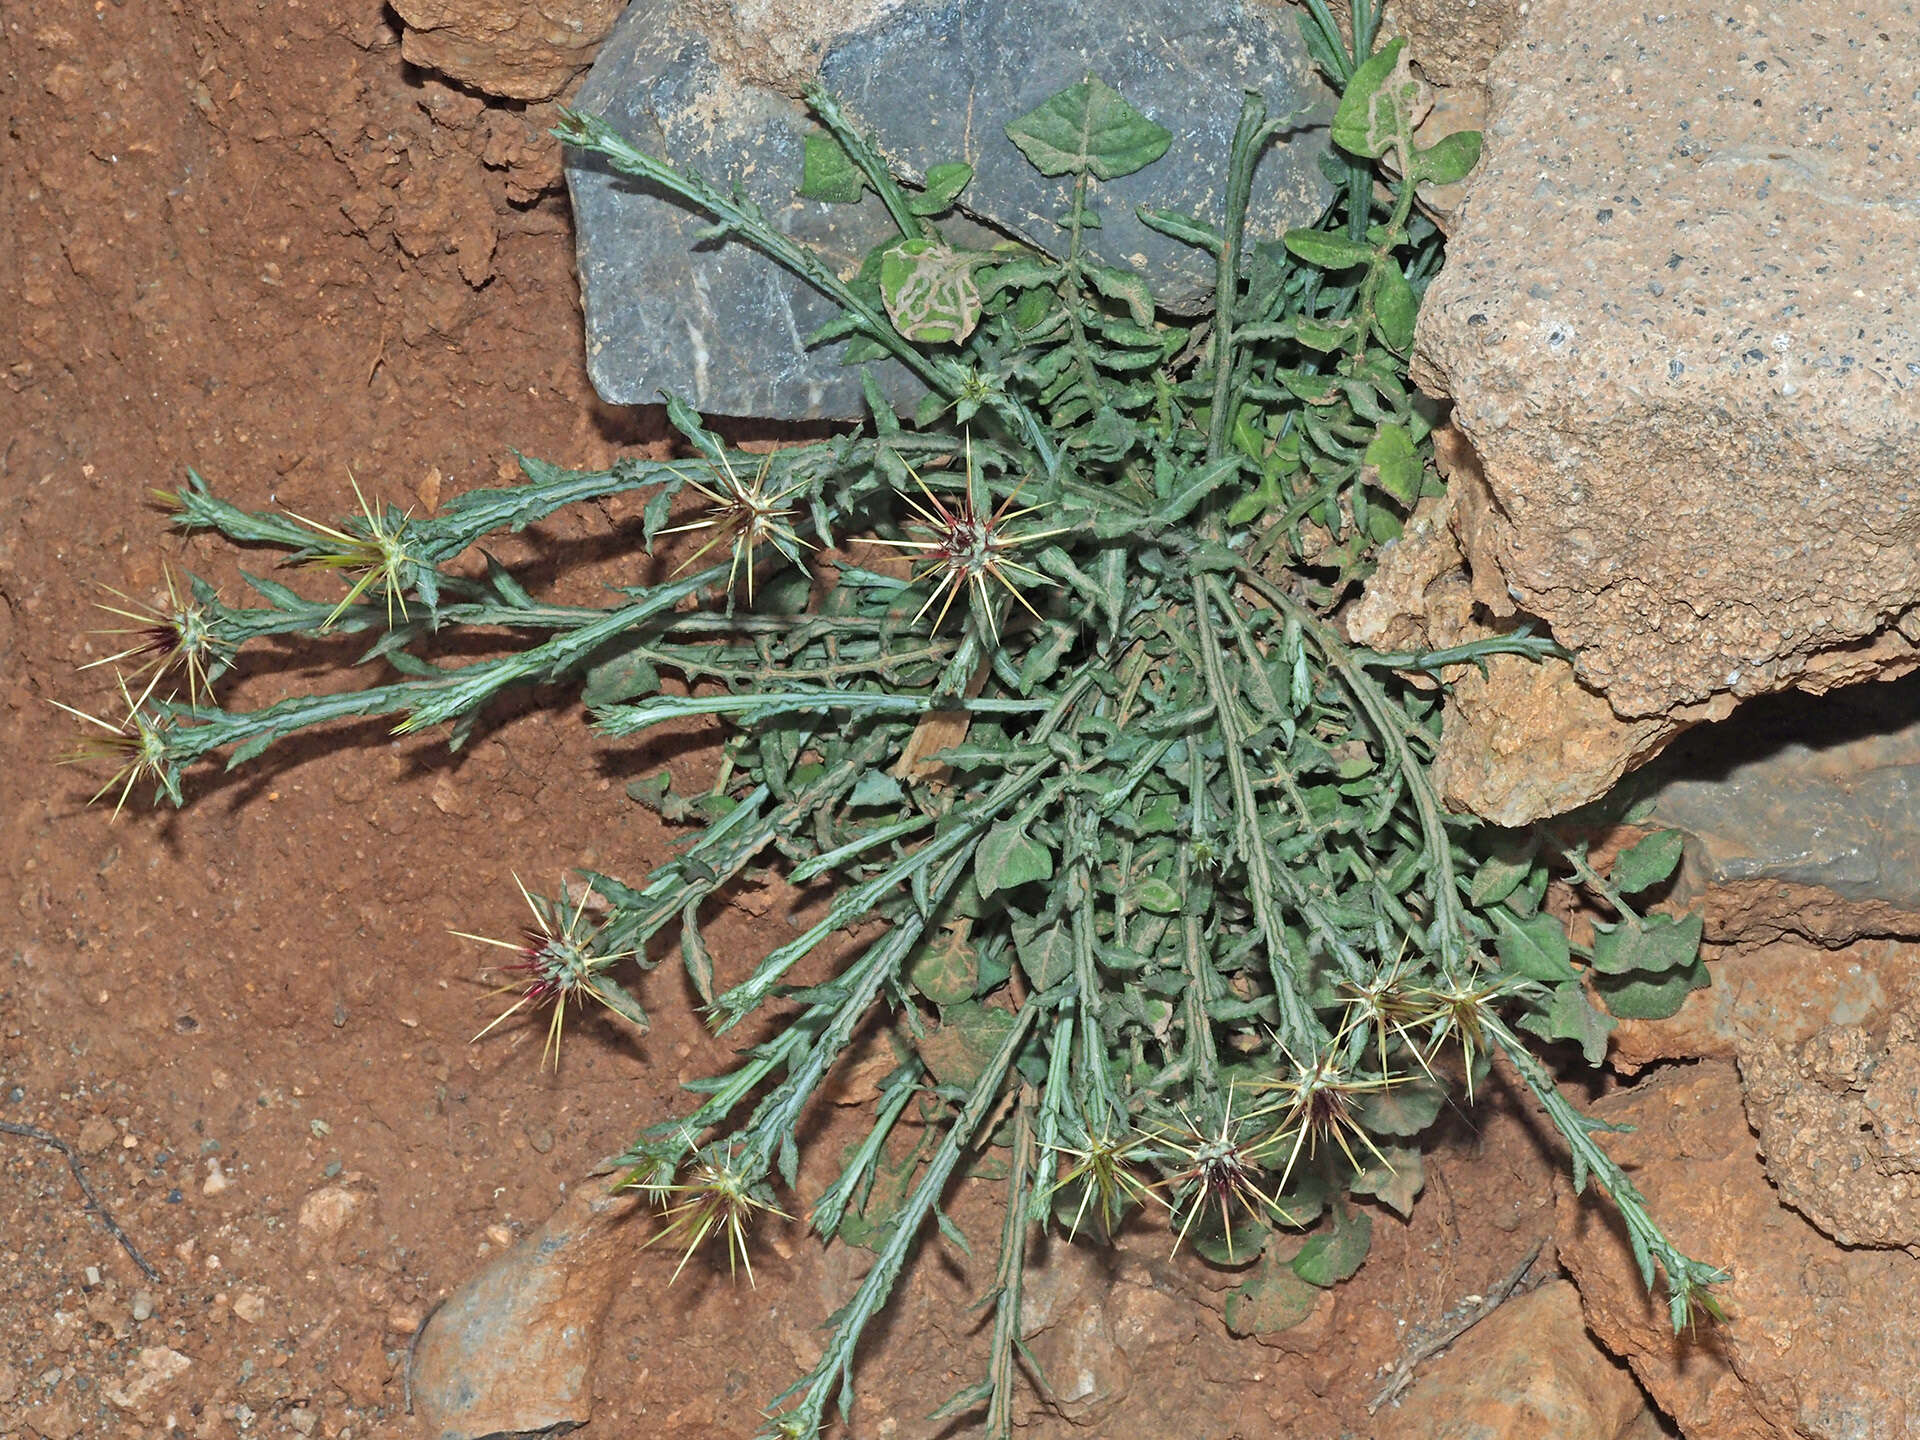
left=874, top=444, right=1063, bottom=639
left=1409, top=971, right=1517, bottom=1104
left=81, top=564, right=233, bottom=709
left=284, top=473, right=419, bottom=629
left=451, top=874, right=644, bottom=1071
left=656, top=449, right=811, bottom=604
left=1336, top=949, right=1432, bottom=1083
left=51, top=672, right=185, bottom=819
left=1042, top=1121, right=1165, bottom=1241
left=1149, top=1094, right=1281, bottom=1259
left=638, top=1142, right=788, bottom=1285
left=1247, top=1046, right=1397, bottom=1194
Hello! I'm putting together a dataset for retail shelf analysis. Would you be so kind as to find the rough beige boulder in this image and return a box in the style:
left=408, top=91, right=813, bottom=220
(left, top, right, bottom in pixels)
left=391, top=0, right=622, bottom=100
left=1557, top=1061, right=1920, bottom=1438
left=1413, top=1, right=1920, bottom=776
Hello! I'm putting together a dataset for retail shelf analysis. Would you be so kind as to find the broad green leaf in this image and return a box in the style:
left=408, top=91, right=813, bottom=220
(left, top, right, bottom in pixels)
left=878, top=238, right=984, bottom=344
left=848, top=769, right=907, bottom=808
left=1188, top=1207, right=1270, bottom=1267
left=1414, top=129, right=1482, bottom=185
left=908, top=161, right=973, bottom=215
left=914, top=1001, right=1017, bottom=1088
left=1519, top=981, right=1615, bottom=1065
left=975, top=822, right=1054, bottom=896
left=1372, top=260, right=1418, bottom=352
left=909, top=925, right=980, bottom=1006
left=1351, top=1146, right=1424, bottom=1217
left=1225, top=1249, right=1320, bottom=1334
left=1591, top=912, right=1704, bottom=976
left=1292, top=1206, right=1372, bottom=1287
left=1594, top=956, right=1711, bottom=1020
left=1291, top=316, right=1353, bottom=352
left=1359, top=1078, right=1446, bottom=1136
left=1134, top=876, right=1182, bottom=914
left=1609, top=828, right=1687, bottom=897
left=1469, top=836, right=1537, bottom=908
left=800, top=129, right=866, bottom=203
left=1005, top=76, right=1172, bottom=180
left=1492, top=907, right=1577, bottom=982
left=1283, top=228, right=1374, bottom=270
left=1084, top=262, right=1155, bottom=326
left=1363, top=423, right=1422, bottom=505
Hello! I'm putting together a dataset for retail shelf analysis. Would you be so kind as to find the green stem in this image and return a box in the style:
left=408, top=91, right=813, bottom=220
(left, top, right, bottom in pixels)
left=766, top=998, right=1043, bottom=1437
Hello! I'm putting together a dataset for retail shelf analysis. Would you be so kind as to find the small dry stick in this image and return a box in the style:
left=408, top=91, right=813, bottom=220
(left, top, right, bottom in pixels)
left=1368, top=1237, right=1546, bottom=1413
left=0, top=1118, right=163, bottom=1285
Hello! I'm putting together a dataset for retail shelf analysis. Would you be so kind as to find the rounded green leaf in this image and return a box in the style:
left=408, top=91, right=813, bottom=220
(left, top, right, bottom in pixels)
left=1492, top=907, right=1578, bottom=982
left=1608, top=828, right=1687, bottom=897
left=1005, top=76, right=1172, bottom=180
left=1414, top=129, right=1483, bottom=186
left=975, top=821, right=1054, bottom=896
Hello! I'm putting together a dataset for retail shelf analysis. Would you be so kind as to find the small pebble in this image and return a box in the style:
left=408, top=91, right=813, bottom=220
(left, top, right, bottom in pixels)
left=233, top=1291, right=266, bottom=1323
left=84, top=1266, right=101, bottom=1288
left=529, top=1127, right=554, bottom=1155
left=131, top=1292, right=154, bottom=1322
left=289, top=1408, right=317, bottom=1436
left=485, top=1223, right=514, bottom=1248
left=202, top=1159, right=230, bottom=1196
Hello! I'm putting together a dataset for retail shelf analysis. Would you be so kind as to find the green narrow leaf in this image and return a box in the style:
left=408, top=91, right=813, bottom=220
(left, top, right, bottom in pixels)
left=1282, top=228, right=1375, bottom=270
left=1005, top=76, right=1173, bottom=180
left=1608, top=828, right=1687, bottom=897
left=1372, top=260, right=1418, bottom=352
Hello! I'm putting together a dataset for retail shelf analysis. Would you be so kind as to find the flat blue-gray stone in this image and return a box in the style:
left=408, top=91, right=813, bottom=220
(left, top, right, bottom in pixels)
left=567, top=0, right=1333, bottom=419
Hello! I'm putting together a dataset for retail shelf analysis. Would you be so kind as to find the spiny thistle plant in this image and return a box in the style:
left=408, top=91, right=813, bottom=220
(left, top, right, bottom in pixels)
left=57, top=4, right=1726, bottom=1431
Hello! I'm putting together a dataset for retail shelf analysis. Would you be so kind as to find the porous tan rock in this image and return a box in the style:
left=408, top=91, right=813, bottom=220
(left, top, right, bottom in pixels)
left=1374, top=1280, right=1654, bottom=1440
left=1414, top=1, right=1920, bottom=756
left=1740, top=1005, right=1920, bottom=1248
left=1346, top=433, right=1712, bottom=823
left=1610, top=937, right=1920, bottom=1074
left=390, top=0, right=622, bottom=100
left=1557, top=1061, right=1920, bottom=1438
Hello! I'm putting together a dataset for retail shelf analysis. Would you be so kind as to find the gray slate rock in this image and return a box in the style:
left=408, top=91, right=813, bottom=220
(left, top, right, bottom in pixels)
left=566, top=0, right=1333, bottom=418
left=1639, top=677, right=1920, bottom=941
